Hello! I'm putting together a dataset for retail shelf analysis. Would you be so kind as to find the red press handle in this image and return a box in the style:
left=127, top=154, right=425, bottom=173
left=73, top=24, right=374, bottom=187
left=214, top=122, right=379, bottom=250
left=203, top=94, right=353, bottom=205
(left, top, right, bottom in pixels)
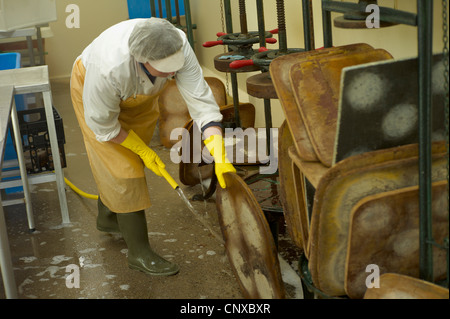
left=269, top=28, right=279, bottom=34
left=216, top=32, right=227, bottom=37
left=203, top=40, right=224, bottom=47
left=229, top=59, right=254, bottom=69
left=265, top=38, right=277, bottom=44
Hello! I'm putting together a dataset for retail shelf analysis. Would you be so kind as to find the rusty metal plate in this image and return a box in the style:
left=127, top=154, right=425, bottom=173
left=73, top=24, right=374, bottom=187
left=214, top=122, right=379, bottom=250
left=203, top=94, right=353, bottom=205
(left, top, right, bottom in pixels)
left=346, top=180, right=449, bottom=299
left=363, top=273, right=449, bottom=299
left=289, top=49, right=393, bottom=167
left=269, top=43, right=374, bottom=163
left=179, top=103, right=256, bottom=186
left=307, top=143, right=448, bottom=297
left=216, top=172, right=285, bottom=299
left=158, top=77, right=227, bottom=148
left=335, top=54, right=447, bottom=164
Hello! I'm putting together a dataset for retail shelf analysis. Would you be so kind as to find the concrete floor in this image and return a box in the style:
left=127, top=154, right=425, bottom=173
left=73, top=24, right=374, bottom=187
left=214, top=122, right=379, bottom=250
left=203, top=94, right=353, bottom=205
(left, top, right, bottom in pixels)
left=0, top=78, right=303, bottom=299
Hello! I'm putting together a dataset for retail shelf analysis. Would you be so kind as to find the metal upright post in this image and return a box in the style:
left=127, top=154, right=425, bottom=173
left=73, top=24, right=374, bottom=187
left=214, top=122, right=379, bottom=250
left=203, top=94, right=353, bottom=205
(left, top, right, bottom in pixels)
left=322, top=0, right=333, bottom=47
left=184, top=0, right=195, bottom=49
left=302, top=0, right=314, bottom=51
left=150, top=0, right=156, bottom=17
left=223, top=0, right=241, bottom=128
left=417, top=0, right=434, bottom=283
left=165, top=0, right=172, bottom=22
left=158, top=0, right=163, bottom=18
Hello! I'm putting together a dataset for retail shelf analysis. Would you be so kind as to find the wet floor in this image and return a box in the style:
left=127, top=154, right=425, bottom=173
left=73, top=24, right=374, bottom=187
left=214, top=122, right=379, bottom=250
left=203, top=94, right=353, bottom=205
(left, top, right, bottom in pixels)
left=0, top=78, right=303, bottom=299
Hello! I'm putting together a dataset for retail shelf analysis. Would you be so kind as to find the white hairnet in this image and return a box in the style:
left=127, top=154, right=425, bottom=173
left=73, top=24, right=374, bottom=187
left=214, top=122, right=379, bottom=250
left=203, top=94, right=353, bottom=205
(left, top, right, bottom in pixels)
left=129, top=18, right=183, bottom=64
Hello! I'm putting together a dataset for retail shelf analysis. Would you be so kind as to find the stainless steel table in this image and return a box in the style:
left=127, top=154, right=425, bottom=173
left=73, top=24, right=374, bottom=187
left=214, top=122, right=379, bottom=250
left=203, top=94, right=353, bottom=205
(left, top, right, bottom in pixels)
left=0, top=66, right=71, bottom=298
left=0, top=84, right=18, bottom=298
left=0, top=65, right=70, bottom=228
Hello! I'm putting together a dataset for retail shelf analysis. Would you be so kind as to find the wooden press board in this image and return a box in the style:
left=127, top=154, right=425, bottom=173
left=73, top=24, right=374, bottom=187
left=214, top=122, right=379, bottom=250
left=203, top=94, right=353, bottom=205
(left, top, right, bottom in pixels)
left=278, top=121, right=304, bottom=250
left=289, top=49, right=393, bottom=167
left=269, top=43, right=375, bottom=163
left=363, top=273, right=449, bottom=299
left=216, top=172, right=285, bottom=299
left=334, top=54, right=447, bottom=164
left=345, top=180, right=449, bottom=299
left=307, top=143, right=448, bottom=297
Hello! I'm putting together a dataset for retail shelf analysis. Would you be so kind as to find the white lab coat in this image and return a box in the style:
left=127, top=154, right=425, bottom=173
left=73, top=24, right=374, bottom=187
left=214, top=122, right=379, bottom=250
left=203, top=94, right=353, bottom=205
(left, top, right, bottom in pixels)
left=78, top=18, right=223, bottom=142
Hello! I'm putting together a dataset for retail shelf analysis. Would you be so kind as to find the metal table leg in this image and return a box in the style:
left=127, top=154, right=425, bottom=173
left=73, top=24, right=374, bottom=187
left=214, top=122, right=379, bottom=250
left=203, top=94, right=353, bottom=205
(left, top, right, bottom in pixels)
left=10, top=101, right=35, bottom=231
left=42, top=90, right=69, bottom=224
left=0, top=197, right=18, bottom=298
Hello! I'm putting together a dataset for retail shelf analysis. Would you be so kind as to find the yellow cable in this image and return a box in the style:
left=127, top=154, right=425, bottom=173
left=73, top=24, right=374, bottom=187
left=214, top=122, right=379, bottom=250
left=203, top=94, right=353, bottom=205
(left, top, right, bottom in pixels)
left=64, top=177, right=98, bottom=200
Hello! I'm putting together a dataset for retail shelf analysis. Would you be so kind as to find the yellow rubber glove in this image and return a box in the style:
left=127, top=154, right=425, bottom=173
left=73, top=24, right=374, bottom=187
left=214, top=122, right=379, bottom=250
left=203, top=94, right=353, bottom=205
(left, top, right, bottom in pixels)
left=120, top=129, right=165, bottom=176
left=204, top=134, right=236, bottom=188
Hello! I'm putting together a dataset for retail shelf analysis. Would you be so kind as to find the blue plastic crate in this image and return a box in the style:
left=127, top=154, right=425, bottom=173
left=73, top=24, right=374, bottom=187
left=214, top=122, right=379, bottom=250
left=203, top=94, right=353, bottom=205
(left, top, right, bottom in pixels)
left=127, top=0, right=185, bottom=19
left=0, top=52, right=21, bottom=70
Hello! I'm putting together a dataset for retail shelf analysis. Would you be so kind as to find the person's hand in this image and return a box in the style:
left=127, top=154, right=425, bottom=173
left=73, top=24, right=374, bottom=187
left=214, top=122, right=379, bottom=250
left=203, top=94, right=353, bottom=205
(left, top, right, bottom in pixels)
left=204, top=134, right=236, bottom=188
left=120, top=129, right=165, bottom=176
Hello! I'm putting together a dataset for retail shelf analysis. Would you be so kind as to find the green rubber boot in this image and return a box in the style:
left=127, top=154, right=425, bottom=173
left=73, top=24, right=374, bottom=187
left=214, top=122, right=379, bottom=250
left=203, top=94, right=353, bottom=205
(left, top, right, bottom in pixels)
left=96, top=198, right=121, bottom=233
left=116, top=211, right=179, bottom=276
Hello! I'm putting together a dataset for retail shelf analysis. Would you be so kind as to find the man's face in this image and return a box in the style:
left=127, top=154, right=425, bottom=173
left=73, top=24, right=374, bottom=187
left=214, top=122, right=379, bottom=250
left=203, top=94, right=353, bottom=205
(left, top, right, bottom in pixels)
left=144, top=62, right=175, bottom=78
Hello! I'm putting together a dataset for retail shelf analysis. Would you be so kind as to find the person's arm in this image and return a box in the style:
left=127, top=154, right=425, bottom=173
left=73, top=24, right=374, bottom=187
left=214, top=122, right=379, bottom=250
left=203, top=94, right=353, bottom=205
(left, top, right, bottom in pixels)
left=174, top=33, right=235, bottom=188
left=203, top=125, right=222, bottom=139
left=109, top=127, right=128, bottom=144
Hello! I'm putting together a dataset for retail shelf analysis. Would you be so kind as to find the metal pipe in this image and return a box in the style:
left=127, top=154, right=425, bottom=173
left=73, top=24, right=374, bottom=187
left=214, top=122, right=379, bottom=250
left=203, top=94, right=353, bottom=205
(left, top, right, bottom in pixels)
left=184, top=0, right=195, bottom=49
left=302, top=0, right=315, bottom=51
left=224, top=0, right=233, bottom=33
left=231, top=73, right=241, bottom=128
left=239, top=0, right=249, bottom=35
left=276, top=0, right=287, bottom=52
left=256, top=0, right=266, bottom=47
left=158, top=0, right=163, bottom=18
left=223, top=0, right=240, bottom=127
left=150, top=0, right=156, bottom=17
left=264, top=99, right=272, bottom=155
left=322, top=0, right=333, bottom=47
left=165, top=0, right=172, bottom=22
left=417, top=0, right=434, bottom=283
left=175, top=0, right=181, bottom=26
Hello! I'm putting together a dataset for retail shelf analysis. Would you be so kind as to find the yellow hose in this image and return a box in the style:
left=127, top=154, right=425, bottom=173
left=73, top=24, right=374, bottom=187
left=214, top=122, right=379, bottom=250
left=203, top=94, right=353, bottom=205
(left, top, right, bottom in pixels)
left=64, top=177, right=98, bottom=200
left=63, top=168, right=178, bottom=200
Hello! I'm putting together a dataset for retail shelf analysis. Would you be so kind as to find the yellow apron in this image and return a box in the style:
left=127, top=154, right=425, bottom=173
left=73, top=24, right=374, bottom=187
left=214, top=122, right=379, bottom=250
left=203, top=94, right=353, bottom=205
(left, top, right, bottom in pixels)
left=70, top=58, right=166, bottom=213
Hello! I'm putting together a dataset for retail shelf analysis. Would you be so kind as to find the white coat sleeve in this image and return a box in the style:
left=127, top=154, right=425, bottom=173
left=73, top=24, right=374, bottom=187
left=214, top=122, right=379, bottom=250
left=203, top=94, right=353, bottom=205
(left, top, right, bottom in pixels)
left=174, top=37, right=223, bottom=131
left=82, top=64, right=122, bottom=142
